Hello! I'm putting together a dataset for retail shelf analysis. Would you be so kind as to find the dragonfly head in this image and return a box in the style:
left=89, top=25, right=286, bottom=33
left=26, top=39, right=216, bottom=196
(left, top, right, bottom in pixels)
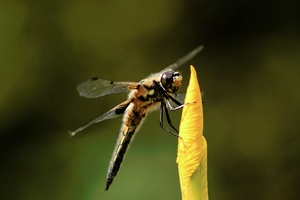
left=160, top=69, right=183, bottom=93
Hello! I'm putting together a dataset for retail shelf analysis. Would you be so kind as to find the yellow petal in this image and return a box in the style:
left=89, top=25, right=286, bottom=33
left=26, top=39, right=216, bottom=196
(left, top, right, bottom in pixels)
left=177, top=65, right=208, bottom=200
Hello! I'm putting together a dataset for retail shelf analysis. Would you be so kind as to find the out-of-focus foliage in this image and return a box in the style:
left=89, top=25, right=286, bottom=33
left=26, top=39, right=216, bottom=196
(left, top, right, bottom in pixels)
left=1, top=0, right=299, bottom=200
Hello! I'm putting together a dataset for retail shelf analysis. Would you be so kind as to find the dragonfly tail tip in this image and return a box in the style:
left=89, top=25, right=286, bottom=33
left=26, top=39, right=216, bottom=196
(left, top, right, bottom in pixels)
left=68, top=130, right=76, bottom=137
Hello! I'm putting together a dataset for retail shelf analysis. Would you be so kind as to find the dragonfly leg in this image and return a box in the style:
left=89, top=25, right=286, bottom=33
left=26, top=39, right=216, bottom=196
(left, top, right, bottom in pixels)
left=167, top=95, right=196, bottom=111
left=166, top=99, right=185, bottom=111
left=164, top=104, right=179, bottom=133
left=168, top=94, right=183, bottom=106
left=159, top=102, right=180, bottom=137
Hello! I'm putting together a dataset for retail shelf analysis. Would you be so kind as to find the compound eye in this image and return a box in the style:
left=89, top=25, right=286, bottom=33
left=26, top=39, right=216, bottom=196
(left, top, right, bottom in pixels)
left=160, top=71, right=173, bottom=90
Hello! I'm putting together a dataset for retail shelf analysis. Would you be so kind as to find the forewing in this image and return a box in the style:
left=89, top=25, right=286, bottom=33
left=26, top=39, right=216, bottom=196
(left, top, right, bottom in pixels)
left=77, top=77, right=138, bottom=98
left=69, top=99, right=132, bottom=136
left=159, top=45, right=204, bottom=73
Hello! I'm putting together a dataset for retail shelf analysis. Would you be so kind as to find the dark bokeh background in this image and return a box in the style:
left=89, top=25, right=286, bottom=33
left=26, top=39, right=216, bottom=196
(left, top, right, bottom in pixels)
left=1, top=0, right=300, bottom=199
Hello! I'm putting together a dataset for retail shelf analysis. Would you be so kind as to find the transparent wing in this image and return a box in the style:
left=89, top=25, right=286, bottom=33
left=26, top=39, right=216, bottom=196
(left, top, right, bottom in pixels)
left=69, top=99, right=132, bottom=136
left=77, top=77, right=139, bottom=98
left=159, top=45, right=204, bottom=73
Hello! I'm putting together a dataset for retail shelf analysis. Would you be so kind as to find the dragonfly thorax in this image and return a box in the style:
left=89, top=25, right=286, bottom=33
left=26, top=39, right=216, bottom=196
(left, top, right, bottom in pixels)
left=160, top=70, right=182, bottom=93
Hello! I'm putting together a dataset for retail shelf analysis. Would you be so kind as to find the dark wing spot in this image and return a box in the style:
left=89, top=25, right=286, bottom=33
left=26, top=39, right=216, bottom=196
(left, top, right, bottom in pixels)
left=115, top=100, right=132, bottom=115
left=91, top=77, right=98, bottom=81
left=110, top=81, right=114, bottom=84
left=115, top=106, right=126, bottom=115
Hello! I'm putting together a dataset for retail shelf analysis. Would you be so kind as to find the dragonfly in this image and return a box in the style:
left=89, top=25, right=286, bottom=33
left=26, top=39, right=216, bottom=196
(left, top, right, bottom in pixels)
left=70, top=45, right=204, bottom=190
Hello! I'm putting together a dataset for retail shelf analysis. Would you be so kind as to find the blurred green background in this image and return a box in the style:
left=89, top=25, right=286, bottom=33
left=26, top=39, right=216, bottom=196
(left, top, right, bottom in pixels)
left=1, top=0, right=300, bottom=199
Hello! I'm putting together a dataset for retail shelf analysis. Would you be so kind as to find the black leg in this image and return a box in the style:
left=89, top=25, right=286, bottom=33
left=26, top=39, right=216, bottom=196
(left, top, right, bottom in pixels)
left=166, top=99, right=185, bottom=111
left=167, top=95, right=196, bottom=111
left=168, top=95, right=183, bottom=106
left=164, top=104, right=179, bottom=133
left=159, top=102, right=179, bottom=137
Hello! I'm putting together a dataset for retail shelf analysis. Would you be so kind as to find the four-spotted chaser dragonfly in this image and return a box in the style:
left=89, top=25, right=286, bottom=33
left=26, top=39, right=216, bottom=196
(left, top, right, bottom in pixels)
left=70, top=45, right=203, bottom=190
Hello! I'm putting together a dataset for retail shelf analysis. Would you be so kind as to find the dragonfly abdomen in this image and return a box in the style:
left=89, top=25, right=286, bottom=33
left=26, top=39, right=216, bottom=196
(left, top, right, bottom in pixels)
left=105, top=128, right=135, bottom=190
left=105, top=107, right=144, bottom=190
